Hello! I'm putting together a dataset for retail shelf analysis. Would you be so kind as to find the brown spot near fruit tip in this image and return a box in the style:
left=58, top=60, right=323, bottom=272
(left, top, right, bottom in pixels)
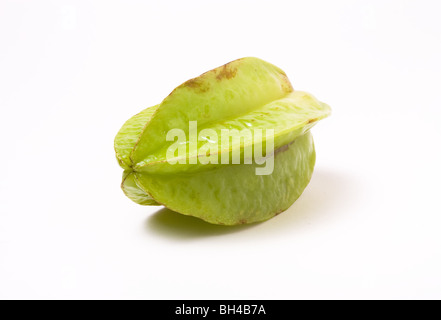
left=216, top=64, right=237, bottom=80
left=308, top=118, right=318, bottom=124
left=184, top=78, right=210, bottom=93
left=239, top=219, right=247, bottom=224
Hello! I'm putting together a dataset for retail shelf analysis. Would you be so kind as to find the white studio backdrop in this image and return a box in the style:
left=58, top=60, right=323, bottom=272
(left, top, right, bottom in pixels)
left=0, top=0, right=440, bottom=299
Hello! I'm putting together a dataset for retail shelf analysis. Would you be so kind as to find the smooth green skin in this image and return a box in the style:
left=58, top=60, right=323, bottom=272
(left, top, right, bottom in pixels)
left=134, top=132, right=315, bottom=225
left=114, top=57, right=330, bottom=225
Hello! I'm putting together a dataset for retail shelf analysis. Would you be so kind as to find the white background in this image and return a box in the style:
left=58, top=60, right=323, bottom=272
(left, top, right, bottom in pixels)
left=1, top=0, right=440, bottom=300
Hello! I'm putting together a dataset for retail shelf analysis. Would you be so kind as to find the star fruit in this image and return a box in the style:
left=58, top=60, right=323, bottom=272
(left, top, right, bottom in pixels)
left=114, top=57, right=331, bottom=225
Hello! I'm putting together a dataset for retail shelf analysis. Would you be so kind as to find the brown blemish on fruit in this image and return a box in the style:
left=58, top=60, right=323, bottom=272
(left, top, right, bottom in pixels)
left=216, top=64, right=237, bottom=80
left=239, top=219, right=247, bottom=224
left=166, top=59, right=244, bottom=97
left=308, top=118, right=318, bottom=124
left=183, top=78, right=210, bottom=93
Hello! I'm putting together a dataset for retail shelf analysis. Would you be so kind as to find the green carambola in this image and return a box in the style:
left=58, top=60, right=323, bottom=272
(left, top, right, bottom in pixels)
left=115, top=57, right=330, bottom=225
